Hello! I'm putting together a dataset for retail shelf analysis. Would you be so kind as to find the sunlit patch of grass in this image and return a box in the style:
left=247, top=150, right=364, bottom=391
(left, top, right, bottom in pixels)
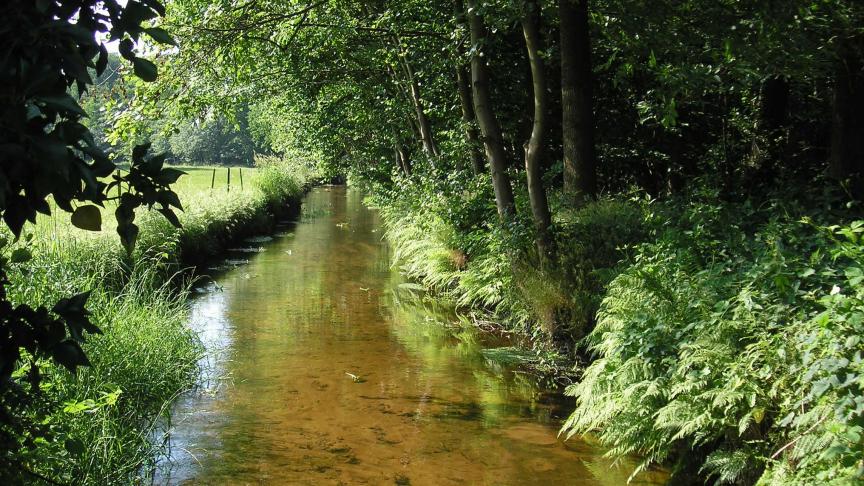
left=3, top=159, right=312, bottom=484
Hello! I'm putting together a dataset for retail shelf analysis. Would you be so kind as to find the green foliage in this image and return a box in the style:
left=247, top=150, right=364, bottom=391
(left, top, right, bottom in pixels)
left=562, top=191, right=864, bottom=484
left=0, top=2, right=192, bottom=480
left=0, top=162, right=310, bottom=483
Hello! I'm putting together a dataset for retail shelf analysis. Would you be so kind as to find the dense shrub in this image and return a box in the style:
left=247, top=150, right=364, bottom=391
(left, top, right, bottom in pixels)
left=562, top=193, right=864, bottom=485
left=377, top=174, right=648, bottom=347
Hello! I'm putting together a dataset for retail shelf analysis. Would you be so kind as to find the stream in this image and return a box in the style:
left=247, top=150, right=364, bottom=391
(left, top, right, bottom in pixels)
left=154, top=186, right=666, bottom=485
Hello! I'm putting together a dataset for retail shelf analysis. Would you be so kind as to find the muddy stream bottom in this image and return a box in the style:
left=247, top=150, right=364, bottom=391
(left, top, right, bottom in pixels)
left=153, top=186, right=666, bottom=485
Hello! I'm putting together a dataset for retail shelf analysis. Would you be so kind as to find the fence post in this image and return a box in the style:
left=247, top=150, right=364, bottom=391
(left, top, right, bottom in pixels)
left=227, top=167, right=231, bottom=193
left=239, top=168, right=244, bottom=191
left=210, top=167, right=216, bottom=190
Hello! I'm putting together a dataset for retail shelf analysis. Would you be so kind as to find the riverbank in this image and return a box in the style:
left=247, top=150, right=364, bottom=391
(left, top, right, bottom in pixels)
left=2, top=158, right=313, bottom=484
left=152, top=186, right=667, bottom=485
left=372, top=177, right=864, bottom=484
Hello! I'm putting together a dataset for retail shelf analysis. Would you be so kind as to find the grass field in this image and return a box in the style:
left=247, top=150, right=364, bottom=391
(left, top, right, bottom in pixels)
left=168, top=165, right=258, bottom=193
left=33, top=166, right=259, bottom=242
left=4, top=160, right=310, bottom=484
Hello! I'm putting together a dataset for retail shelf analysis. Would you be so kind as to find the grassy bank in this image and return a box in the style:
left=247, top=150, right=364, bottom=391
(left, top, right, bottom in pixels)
left=373, top=176, right=864, bottom=484
left=1, top=156, right=312, bottom=484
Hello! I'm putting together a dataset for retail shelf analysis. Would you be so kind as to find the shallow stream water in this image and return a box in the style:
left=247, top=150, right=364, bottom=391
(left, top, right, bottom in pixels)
left=154, top=186, right=666, bottom=485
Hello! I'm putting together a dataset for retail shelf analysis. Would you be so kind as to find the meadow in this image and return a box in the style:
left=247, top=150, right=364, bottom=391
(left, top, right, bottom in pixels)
left=3, top=158, right=311, bottom=484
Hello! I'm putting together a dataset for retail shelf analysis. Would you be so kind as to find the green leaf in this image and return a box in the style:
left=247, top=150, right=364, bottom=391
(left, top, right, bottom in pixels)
left=71, top=205, right=102, bottom=231
left=158, top=168, right=186, bottom=184
left=132, top=143, right=151, bottom=162
left=10, top=248, right=32, bottom=264
left=53, top=340, right=91, bottom=372
left=145, top=27, right=176, bottom=46
left=132, top=57, right=157, bottom=82
left=65, top=438, right=85, bottom=456
left=35, top=95, right=87, bottom=117
left=117, top=221, right=139, bottom=255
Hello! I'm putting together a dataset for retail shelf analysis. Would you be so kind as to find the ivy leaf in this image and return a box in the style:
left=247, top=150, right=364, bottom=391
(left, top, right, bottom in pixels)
left=132, top=57, right=157, bottom=82
left=71, top=205, right=102, bottom=231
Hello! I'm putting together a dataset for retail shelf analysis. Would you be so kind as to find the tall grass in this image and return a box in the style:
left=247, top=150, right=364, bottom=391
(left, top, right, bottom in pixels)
left=2, top=156, right=312, bottom=484
left=376, top=176, right=647, bottom=347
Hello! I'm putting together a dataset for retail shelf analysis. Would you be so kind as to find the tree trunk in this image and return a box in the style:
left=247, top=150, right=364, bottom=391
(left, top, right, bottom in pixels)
left=454, top=0, right=485, bottom=175
left=560, top=0, right=596, bottom=203
left=830, top=37, right=864, bottom=197
left=522, top=2, right=553, bottom=263
left=394, top=38, right=439, bottom=159
left=398, top=145, right=412, bottom=176
left=457, top=65, right=486, bottom=175
left=466, top=0, right=515, bottom=218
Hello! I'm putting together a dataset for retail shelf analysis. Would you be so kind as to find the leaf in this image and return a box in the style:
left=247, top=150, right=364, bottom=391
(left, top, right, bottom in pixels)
left=71, top=205, right=102, bottom=231
left=752, top=407, right=765, bottom=424
left=96, top=45, right=108, bottom=76
left=119, top=39, right=135, bottom=60
left=117, top=221, right=139, bottom=255
left=132, top=57, right=157, bottom=82
left=158, top=207, right=181, bottom=228
left=122, top=1, right=159, bottom=26
left=64, top=438, right=85, bottom=456
left=158, top=190, right=182, bottom=210
left=158, top=168, right=185, bottom=184
left=145, top=27, right=176, bottom=46
left=132, top=142, right=151, bottom=162
left=141, top=0, right=166, bottom=16
left=10, top=248, right=32, bottom=264
left=53, top=340, right=91, bottom=372
left=35, top=95, right=87, bottom=117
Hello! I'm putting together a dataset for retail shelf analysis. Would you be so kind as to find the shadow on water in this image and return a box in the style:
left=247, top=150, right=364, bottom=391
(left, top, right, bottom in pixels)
left=153, top=186, right=667, bottom=485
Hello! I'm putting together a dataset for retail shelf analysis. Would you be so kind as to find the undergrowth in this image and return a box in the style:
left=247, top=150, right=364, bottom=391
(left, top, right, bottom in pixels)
left=376, top=171, right=864, bottom=484
left=562, top=186, right=864, bottom=484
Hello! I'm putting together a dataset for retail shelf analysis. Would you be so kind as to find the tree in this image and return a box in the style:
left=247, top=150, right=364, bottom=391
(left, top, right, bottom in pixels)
left=521, top=0, right=553, bottom=261
left=560, top=0, right=596, bottom=202
left=466, top=0, right=516, bottom=219
left=0, top=0, right=182, bottom=475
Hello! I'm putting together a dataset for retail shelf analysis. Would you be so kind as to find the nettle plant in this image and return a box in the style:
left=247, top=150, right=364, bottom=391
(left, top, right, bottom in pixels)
left=0, top=0, right=181, bottom=406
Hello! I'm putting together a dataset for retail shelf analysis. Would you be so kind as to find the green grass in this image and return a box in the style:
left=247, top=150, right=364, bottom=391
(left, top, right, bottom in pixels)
left=2, top=159, right=312, bottom=484
left=167, top=165, right=258, bottom=194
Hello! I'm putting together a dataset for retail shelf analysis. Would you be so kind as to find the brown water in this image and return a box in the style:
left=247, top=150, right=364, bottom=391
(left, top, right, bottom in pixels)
left=154, top=186, right=666, bottom=485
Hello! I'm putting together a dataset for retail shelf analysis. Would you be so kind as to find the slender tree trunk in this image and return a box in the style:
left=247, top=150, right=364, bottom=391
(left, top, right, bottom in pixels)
left=398, top=145, right=412, bottom=176
left=454, top=0, right=485, bottom=175
left=466, top=0, right=515, bottom=218
left=385, top=67, right=426, bottom=157
left=456, top=65, right=486, bottom=175
left=560, top=0, right=596, bottom=203
left=393, top=36, right=439, bottom=159
left=522, top=2, right=553, bottom=263
left=830, top=37, right=864, bottom=197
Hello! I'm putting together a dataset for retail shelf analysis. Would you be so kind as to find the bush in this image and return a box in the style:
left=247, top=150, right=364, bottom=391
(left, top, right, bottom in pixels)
left=562, top=194, right=864, bottom=485
left=377, top=174, right=649, bottom=347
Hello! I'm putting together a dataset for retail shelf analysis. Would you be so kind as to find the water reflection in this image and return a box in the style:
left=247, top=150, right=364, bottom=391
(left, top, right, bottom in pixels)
left=155, top=187, right=665, bottom=485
